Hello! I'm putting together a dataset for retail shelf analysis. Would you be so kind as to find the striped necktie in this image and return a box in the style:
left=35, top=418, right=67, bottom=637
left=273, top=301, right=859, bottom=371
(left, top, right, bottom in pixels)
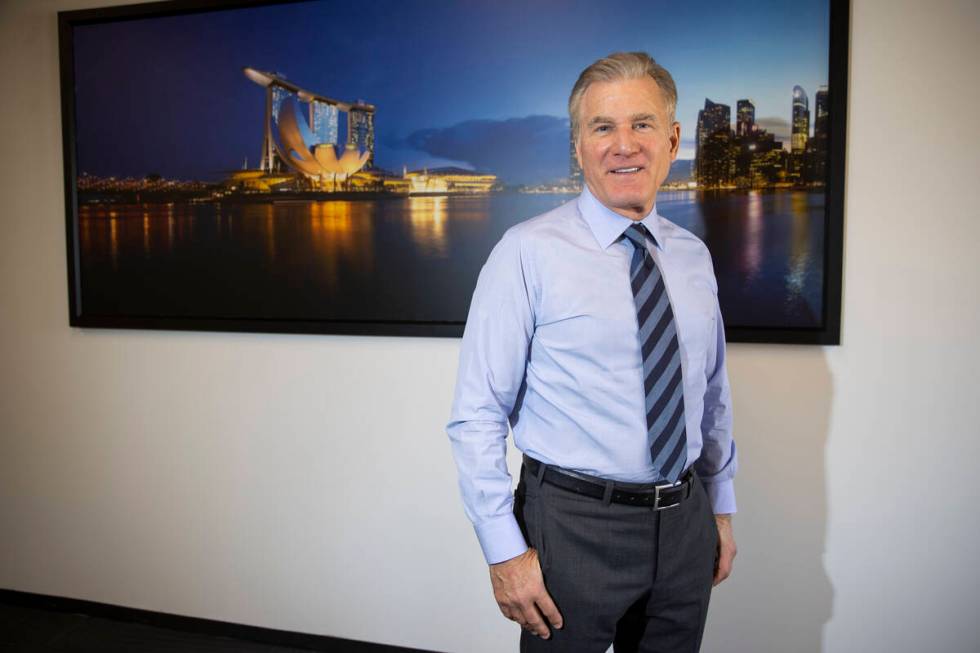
left=623, top=223, right=688, bottom=483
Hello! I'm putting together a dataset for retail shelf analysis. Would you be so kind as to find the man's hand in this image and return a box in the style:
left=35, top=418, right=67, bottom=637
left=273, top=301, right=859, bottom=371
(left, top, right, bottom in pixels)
left=713, top=514, right=737, bottom=586
left=489, top=548, right=563, bottom=639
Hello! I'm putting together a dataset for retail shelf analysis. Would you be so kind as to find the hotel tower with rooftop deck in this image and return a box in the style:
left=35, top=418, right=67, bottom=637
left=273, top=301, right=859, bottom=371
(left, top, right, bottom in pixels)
left=243, top=67, right=376, bottom=189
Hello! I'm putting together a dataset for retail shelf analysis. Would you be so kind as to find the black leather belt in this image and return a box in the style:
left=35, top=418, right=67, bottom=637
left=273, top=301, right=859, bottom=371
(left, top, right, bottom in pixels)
left=523, top=455, right=694, bottom=510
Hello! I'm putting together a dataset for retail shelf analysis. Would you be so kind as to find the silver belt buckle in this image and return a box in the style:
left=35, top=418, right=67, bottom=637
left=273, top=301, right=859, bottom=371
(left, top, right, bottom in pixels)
left=653, top=480, right=683, bottom=510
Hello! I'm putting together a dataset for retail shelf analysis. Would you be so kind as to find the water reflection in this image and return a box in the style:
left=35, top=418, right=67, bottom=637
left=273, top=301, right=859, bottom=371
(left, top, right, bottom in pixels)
left=142, top=212, right=150, bottom=257
left=167, top=205, right=175, bottom=251
left=787, top=193, right=812, bottom=301
left=407, top=196, right=450, bottom=258
left=673, top=190, right=823, bottom=327
left=264, top=203, right=275, bottom=263
left=75, top=191, right=824, bottom=329
left=307, top=200, right=375, bottom=290
left=658, top=190, right=704, bottom=236
left=109, top=215, right=119, bottom=270
left=743, top=191, right=764, bottom=283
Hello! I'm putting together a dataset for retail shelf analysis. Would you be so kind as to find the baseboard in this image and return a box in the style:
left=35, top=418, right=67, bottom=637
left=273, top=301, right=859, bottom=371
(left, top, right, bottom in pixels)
left=0, top=589, right=442, bottom=652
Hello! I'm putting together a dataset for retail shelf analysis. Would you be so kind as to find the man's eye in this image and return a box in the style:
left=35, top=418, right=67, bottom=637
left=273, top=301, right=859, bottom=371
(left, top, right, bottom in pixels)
left=635, top=122, right=652, bottom=130
left=594, top=125, right=611, bottom=133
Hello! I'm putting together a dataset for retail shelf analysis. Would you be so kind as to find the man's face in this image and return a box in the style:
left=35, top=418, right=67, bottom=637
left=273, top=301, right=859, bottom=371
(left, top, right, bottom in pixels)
left=574, top=77, right=680, bottom=221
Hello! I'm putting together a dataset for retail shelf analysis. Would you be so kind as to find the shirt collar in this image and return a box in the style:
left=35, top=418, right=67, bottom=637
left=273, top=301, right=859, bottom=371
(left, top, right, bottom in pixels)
left=577, top=184, right=664, bottom=251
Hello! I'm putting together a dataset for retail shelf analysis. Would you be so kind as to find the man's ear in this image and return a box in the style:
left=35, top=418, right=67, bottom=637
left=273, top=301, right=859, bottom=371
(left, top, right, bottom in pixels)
left=669, top=122, right=681, bottom=161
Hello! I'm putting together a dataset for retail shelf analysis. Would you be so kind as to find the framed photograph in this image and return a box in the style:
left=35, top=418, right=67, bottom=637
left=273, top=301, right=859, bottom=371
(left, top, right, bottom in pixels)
left=59, top=0, right=847, bottom=343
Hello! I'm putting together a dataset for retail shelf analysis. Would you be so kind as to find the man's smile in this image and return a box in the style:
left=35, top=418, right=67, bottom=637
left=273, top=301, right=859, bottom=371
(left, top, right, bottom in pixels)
left=609, top=166, right=644, bottom=174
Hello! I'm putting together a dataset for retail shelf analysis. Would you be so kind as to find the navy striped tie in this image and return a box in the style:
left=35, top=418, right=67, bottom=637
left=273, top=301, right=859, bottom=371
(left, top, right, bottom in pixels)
left=623, top=223, right=687, bottom=483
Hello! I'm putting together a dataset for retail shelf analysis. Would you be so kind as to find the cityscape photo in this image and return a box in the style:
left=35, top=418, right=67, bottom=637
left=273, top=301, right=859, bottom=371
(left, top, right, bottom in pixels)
left=66, top=0, right=838, bottom=338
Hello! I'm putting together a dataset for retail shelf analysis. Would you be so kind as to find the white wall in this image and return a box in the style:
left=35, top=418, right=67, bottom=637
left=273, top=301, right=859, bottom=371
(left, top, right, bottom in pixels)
left=1, top=1, right=978, bottom=652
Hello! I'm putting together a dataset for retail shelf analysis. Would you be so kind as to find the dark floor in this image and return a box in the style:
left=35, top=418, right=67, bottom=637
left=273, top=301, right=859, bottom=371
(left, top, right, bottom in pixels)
left=0, top=603, right=312, bottom=653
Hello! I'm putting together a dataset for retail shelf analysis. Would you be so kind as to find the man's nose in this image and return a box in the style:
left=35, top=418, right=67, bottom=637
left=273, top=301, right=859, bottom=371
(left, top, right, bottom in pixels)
left=613, top=127, right=639, bottom=155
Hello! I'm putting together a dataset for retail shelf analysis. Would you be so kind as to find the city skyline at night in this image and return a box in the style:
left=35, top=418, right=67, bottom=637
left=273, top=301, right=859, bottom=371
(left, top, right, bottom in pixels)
left=72, top=0, right=830, bottom=185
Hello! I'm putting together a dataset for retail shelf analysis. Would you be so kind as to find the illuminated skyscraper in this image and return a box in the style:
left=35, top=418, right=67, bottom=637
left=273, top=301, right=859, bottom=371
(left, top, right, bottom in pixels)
left=272, top=86, right=289, bottom=123
left=695, top=98, right=732, bottom=188
left=736, top=99, right=755, bottom=137
left=805, top=86, right=830, bottom=184
left=791, top=85, right=810, bottom=181
left=569, top=128, right=583, bottom=186
left=348, top=108, right=375, bottom=169
left=791, top=85, right=810, bottom=154
left=311, top=100, right=339, bottom=146
left=260, top=85, right=293, bottom=172
left=814, top=86, right=829, bottom=139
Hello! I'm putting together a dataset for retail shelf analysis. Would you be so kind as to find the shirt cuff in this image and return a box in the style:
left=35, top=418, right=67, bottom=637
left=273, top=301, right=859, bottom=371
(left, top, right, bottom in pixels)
left=474, top=514, right=528, bottom=565
left=701, top=477, right=737, bottom=515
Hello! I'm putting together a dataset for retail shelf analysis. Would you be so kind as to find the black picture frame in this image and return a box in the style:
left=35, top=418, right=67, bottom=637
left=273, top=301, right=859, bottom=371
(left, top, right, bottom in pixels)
left=59, top=0, right=848, bottom=344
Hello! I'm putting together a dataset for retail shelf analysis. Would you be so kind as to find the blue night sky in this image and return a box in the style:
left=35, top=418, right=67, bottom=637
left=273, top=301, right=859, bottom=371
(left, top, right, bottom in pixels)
left=72, top=0, right=829, bottom=184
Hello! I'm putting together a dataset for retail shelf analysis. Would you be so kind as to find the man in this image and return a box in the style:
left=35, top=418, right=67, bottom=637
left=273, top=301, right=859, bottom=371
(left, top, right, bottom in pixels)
left=447, top=52, right=737, bottom=652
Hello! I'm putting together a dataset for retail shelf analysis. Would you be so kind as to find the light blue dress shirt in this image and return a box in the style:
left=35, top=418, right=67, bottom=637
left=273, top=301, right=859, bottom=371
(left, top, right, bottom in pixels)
left=447, top=186, right=737, bottom=565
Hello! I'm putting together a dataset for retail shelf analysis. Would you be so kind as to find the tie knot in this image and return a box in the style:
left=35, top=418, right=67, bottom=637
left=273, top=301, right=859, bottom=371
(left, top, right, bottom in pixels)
left=623, top=223, right=651, bottom=250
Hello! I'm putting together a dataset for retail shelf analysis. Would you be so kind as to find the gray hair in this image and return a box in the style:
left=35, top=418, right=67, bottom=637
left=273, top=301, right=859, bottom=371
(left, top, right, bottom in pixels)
left=568, top=52, right=678, bottom=141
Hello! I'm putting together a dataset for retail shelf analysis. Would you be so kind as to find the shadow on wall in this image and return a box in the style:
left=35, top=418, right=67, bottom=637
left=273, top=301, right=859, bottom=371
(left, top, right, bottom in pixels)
left=701, top=346, right=834, bottom=653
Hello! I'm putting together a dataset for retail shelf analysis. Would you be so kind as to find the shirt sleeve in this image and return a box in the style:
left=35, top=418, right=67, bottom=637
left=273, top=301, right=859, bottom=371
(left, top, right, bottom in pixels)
left=447, top=228, right=536, bottom=565
left=695, top=296, right=738, bottom=515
